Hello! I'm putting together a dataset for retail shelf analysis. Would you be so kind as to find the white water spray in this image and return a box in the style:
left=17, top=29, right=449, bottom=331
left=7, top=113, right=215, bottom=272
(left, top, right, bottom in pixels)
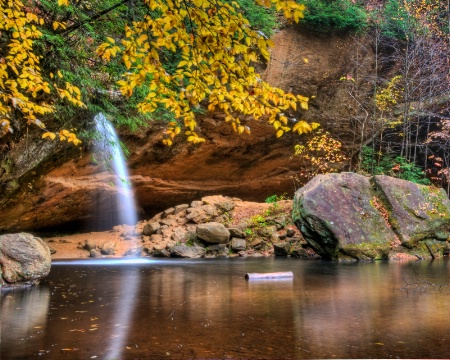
left=94, top=113, right=137, bottom=227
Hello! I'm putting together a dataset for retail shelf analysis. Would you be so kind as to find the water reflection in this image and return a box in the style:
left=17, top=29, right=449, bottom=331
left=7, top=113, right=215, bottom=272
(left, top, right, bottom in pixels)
left=1, top=286, right=50, bottom=358
left=1, top=258, right=449, bottom=359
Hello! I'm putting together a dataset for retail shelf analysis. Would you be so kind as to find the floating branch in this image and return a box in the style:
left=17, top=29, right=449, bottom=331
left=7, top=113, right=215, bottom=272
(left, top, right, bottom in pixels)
left=245, top=271, right=294, bottom=280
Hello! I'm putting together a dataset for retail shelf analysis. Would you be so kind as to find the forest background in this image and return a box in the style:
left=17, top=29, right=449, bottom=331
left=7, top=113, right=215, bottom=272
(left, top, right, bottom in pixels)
left=1, top=0, right=450, bottom=214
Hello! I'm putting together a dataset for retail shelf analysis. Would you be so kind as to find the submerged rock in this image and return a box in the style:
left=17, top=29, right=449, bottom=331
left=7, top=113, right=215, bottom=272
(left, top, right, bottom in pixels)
left=0, top=233, right=51, bottom=287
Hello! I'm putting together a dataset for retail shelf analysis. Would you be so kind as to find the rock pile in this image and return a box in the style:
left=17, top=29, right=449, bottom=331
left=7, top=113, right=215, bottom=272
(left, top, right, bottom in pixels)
left=81, top=195, right=315, bottom=259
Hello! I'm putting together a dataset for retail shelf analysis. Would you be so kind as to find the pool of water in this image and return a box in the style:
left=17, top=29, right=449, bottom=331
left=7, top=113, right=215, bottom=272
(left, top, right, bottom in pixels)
left=2, top=257, right=450, bottom=359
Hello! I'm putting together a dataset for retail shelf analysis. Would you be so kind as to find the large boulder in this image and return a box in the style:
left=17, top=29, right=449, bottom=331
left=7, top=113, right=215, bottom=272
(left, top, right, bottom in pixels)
left=292, top=173, right=450, bottom=260
left=373, top=175, right=450, bottom=247
left=0, top=233, right=51, bottom=287
left=196, top=222, right=230, bottom=244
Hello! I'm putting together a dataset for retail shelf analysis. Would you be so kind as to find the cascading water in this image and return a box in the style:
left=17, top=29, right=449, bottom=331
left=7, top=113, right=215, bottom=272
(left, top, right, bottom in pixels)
left=94, top=113, right=137, bottom=228
left=94, top=113, right=140, bottom=358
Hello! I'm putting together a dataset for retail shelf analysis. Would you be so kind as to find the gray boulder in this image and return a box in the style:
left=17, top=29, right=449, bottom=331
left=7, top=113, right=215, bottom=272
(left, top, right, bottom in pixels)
left=231, top=237, right=246, bottom=251
left=186, top=205, right=217, bottom=224
left=273, top=242, right=290, bottom=256
left=292, top=173, right=450, bottom=260
left=229, top=227, right=245, bottom=238
left=205, top=244, right=229, bottom=258
left=169, top=245, right=205, bottom=258
left=197, top=222, right=230, bottom=244
left=0, top=233, right=51, bottom=287
left=373, top=175, right=450, bottom=247
left=142, top=221, right=161, bottom=236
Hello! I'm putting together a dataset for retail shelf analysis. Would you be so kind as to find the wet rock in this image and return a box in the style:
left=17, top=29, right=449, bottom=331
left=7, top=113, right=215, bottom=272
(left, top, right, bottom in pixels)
left=100, top=241, right=116, bottom=255
left=169, top=244, right=205, bottom=258
left=231, top=238, right=246, bottom=252
left=205, top=244, right=229, bottom=258
left=197, top=222, right=230, bottom=244
left=273, top=242, right=290, bottom=256
left=0, top=233, right=51, bottom=287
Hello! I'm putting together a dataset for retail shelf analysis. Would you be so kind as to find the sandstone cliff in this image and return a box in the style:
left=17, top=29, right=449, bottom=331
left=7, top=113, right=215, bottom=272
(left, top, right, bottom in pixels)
left=0, top=26, right=374, bottom=233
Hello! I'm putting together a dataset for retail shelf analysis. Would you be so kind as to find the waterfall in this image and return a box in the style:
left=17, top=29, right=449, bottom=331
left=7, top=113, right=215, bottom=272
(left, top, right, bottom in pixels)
left=94, top=113, right=137, bottom=227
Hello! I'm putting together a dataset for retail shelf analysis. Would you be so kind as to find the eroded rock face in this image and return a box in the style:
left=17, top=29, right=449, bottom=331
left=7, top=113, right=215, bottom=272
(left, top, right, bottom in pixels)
left=0, top=233, right=51, bottom=287
left=292, top=173, right=450, bottom=260
left=0, top=27, right=361, bottom=234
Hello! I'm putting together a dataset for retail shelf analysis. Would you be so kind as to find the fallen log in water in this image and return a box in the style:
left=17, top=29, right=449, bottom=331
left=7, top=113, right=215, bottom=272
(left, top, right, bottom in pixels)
left=245, top=271, right=294, bottom=280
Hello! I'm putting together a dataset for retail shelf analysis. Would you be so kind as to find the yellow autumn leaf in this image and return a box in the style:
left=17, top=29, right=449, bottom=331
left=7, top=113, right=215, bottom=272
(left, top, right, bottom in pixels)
left=42, top=132, right=56, bottom=140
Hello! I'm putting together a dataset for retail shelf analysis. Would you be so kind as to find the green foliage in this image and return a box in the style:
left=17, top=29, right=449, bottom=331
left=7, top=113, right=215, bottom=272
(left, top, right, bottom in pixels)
left=265, top=193, right=288, bottom=203
left=298, top=0, right=368, bottom=33
left=380, top=0, right=419, bottom=40
left=360, top=146, right=430, bottom=185
left=380, top=0, right=448, bottom=41
left=236, top=0, right=277, bottom=37
left=35, top=0, right=153, bottom=135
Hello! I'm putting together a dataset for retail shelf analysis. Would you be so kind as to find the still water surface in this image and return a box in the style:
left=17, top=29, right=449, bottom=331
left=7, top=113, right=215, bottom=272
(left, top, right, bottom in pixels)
left=2, top=258, right=450, bottom=359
